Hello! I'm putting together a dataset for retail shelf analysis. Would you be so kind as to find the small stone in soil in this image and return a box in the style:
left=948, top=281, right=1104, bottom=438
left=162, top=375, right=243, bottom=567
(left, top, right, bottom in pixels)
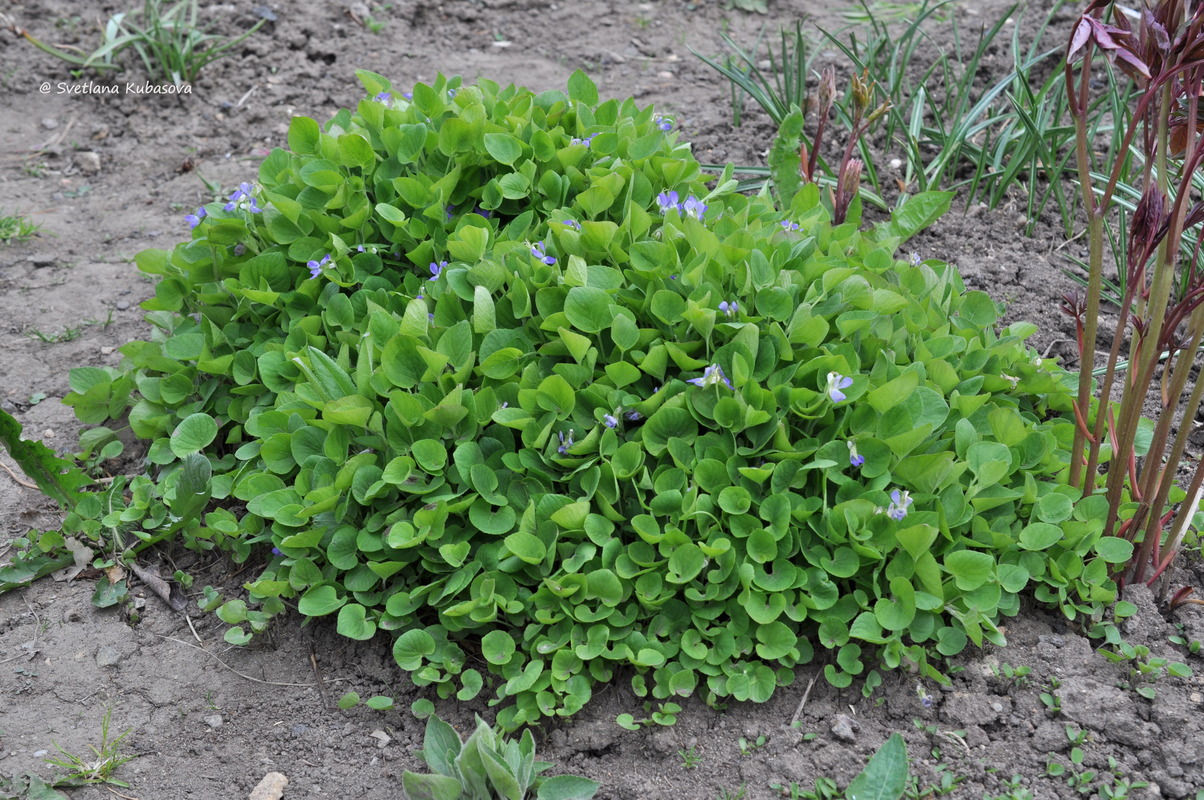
left=41, top=117, right=58, bottom=130
left=76, top=152, right=101, bottom=174
left=203, top=714, right=223, bottom=729
left=95, top=645, right=120, bottom=667
left=248, top=771, right=288, bottom=800
left=116, top=300, right=130, bottom=310
left=829, top=714, right=858, bottom=743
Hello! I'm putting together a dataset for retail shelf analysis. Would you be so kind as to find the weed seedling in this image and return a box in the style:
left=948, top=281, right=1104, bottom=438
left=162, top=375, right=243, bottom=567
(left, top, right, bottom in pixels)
left=0, top=211, right=41, bottom=244
left=737, top=734, right=767, bottom=755
left=679, top=745, right=701, bottom=770
left=44, top=707, right=135, bottom=787
left=992, top=662, right=1032, bottom=688
left=1039, top=676, right=1062, bottom=716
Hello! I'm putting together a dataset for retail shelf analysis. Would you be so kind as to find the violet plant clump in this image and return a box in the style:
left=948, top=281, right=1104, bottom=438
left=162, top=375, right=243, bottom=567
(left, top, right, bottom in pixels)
left=0, top=68, right=1130, bottom=732
left=1063, top=0, right=1204, bottom=607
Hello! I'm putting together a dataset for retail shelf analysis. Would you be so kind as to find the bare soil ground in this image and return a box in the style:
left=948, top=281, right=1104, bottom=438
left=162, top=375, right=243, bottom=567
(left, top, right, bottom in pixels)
left=2, top=1, right=1204, bottom=798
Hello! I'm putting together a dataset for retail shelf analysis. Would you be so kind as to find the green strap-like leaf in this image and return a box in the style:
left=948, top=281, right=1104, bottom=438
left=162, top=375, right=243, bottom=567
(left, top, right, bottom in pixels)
left=845, top=732, right=909, bottom=800
left=0, top=408, right=93, bottom=509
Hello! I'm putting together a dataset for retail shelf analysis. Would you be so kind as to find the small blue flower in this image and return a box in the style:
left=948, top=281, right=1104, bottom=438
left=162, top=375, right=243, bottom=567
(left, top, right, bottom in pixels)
left=826, top=372, right=853, bottom=403
left=357, top=244, right=365, bottom=252
left=428, top=312, right=435, bottom=322
left=271, top=547, right=282, bottom=556
left=447, top=88, right=457, bottom=99
left=886, top=489, right=913, bottom=521
left=604, top=414, right=619, bottom=429
left=655, top=115, right=673, bottom=132
left=626, top=411, right=642, bottom=421
left=374, top=91, right=391, bottom=104
left=429, top=260, right=447, bottom=281
left=224, top=181, right=261, bottom=212
left=445, top=204, right=456, bottom=220
left=719, top=300, right=738, bottom=319
left=307, top=254, right=330, bottom=279
left=185, top=207, right=206, bottom=229
left=557, top=429, right=575, bottom=455
left=562, top=218, right=582, bottom=231
left=683, top=195, right=707, bottom=220
left=474, top=207, right=492, bottom=219
left=570, top=133, right=596, bottom=146
left=403, top=91, right=413, bottom=100
left=847, top=441, right=865, bottom=468
left=916, top=683, right=933, bottom=708
left=780, top=220, right=799, bottom=231
left=656, top=190, right=681, bottom=213
left=687, top=364, right=733, bottom=390
left=531, top=241, right=555, bottom=265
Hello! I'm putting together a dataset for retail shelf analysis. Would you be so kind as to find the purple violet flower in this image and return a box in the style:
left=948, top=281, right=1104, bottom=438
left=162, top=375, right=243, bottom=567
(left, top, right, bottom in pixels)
left=719, top=300, right=738, bottom=319
left=357, top=244, right=365, bottom=253
left=429, top=260, right=447, bottom=281
left=626, top=411, right=642, bottom=422
left=656, top=190, right=681, bottom=213
left=604, top=414, right=619, bottom=429
left=445, top=204, right=456, bottom=220
left=403, top=91, right=413, bottom=100
left=826, top=371, right=853, bottom=403
left=687, top=364, right=733, bottom=390
left=655, top=115, right=673, bottom=132
left=474, top=207, right=492, bottom=219
left=307, top=254, right=330, bottom=279
left=531, top=241, right=555, bottom=265
left=848, top=441, right=865, bottom=468
left=886, top=489, right=913, bottom=521
left=557, top=429, right=575, bottom=455
left=185, top=207, right=206, bottom=229
left=271, top=547, right=282, bottom=556
left=683, top=195, right=707, bottom=220
left=375, top=91, right=391, bottom=104
left=224, top=181, right=261, bottom=212
left=780, top=220, right=800, bottom=231
left=562, top=218, right=582, bottom=231
left=910, top=252, right=923, bottom=267
left=570, top=134, right=596, bottom=146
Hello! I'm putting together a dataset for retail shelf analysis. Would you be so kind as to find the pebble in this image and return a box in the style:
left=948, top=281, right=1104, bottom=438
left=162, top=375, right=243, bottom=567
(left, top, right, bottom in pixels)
left=32, top=749, right=48, bottom=758
left=1038, top=634, right=1065, bottom=647
left=203, top=714, right=223, bottom=729
left=248, top=772, right=288, bottom=800
left=830, top=714, right=858, bottom=743
left=41, top=117, right=58, bottom=130
left=889, top=158, right=902, bottom=169
left=75, top=151, right=101, bottom=174
left=95, top=645, right=120, bottom=668
left=115, top=300, right=130, bottom=310
left=27, top=254, right=56, bottom=268
left=369, top=730, right=391, bottom=748
left=1191, top=692, right=1202, bottom=703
